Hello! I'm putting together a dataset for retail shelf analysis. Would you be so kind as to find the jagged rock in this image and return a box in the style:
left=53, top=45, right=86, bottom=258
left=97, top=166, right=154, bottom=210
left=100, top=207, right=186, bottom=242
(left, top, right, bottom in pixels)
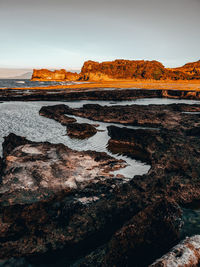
left=150, top=235, right=200, bottom=267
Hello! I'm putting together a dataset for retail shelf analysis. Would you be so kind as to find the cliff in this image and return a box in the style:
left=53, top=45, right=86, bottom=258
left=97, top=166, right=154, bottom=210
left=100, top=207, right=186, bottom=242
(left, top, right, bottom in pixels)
left=31, top=69, right=80, bottom=81
left=168, top=60, right=200, bottom=79
left=80, top=59, right=200, bottom=81
left=31, top=60, right=200, bottom=82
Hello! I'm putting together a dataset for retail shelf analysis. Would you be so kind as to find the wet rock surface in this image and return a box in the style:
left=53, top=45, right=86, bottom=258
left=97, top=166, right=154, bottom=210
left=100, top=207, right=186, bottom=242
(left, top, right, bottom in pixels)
left=1, top=89, right=200, bottom=266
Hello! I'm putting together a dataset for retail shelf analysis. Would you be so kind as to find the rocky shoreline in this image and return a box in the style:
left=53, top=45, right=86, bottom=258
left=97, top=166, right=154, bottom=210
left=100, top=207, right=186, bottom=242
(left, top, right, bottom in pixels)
left=1, top=88, right=200, bottom=102
left=1, top=88, right=200, bottom=266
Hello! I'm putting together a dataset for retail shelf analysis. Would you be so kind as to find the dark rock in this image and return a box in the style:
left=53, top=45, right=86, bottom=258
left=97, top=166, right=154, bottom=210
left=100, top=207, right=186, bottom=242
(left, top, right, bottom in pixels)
left=104, top=200, right=182, bottom=267
left=39, top=105, right=76, bottom=126
left=0, top=133, right=128, bottom=260
left=67, top=123, right=97, bottom=139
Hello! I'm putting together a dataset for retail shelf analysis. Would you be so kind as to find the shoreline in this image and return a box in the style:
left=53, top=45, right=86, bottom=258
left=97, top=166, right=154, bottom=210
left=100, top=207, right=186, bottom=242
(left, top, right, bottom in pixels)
left=0, top=79, right=200, bottom=91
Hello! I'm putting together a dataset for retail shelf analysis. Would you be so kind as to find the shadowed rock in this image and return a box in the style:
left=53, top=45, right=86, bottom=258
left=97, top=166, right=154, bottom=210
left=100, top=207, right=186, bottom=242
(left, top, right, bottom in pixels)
left=104, top=200, right=182, bottom=267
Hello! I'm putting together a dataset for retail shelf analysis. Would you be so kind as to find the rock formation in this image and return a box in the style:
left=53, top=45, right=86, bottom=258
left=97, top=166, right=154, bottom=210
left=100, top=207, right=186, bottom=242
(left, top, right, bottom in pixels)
left=31, top=59, right=200, bottom=82
left=39, top=105, right=98, bottom=139
left=79, top=59, right=200, bottom=81
left=31, top=69, right=80, bottom=81
left=67, top=122, right=97, bottom=139
left=1, top=90, right=200, bottom=265
left=169, top=60, right=200, bottom=79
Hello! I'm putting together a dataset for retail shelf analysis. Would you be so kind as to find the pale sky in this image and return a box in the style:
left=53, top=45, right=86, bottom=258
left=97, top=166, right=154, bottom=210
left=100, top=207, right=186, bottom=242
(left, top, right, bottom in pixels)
left=0, top=0, right=199, bottom=69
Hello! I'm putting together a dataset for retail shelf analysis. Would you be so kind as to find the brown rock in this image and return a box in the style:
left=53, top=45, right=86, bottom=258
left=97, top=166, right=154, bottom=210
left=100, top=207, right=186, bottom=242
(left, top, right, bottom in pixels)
left=67, top=122, right=97, bottom=139
left=79, top=59, right=200, bottom=81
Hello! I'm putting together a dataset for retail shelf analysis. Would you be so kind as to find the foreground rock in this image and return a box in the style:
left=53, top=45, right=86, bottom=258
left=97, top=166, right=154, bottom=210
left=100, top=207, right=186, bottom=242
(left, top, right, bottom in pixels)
left=0, top=133, right=184, bottom=266
left=150, top=235, right=200, bottom=267
left=2, top=97, right=200, bottom=265
left=36, top=103, right=200, bottom=265
left=0, top=133, right=129, bottom=260
left=0, top=134, right=126, bottom=205
left=104, top=200, right=182, bottom=267
left=73, top=200, right=182, bottom=267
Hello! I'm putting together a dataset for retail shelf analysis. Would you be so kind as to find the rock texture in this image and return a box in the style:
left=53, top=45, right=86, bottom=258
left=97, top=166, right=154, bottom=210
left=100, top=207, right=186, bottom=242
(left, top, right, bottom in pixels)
left=80, top=59, right=200, bottom=81
left=150, top=235, right=200, bottom=267
left=104, top=200, right=182, bottom=267
left=0, top=133, right=127, bottom=260
left=31, top=69, right=80, bottom=81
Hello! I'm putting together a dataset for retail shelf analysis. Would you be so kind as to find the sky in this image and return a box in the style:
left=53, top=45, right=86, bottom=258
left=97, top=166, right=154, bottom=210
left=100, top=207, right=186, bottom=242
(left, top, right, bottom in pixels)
left=0, top=0, right=199, bottom=70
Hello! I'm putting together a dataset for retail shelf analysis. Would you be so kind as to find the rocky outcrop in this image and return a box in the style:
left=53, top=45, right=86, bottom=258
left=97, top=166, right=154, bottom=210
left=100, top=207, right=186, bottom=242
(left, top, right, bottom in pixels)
left=169, top=60, right=200, bottom=79
left=150, top=235, right=200, bottom=267
left=39, top=105, right=98, bottom=139
left=62, top=102, right=200, bottom=131
left=31, top=69, right=80, bottom=81
left=2, top=94, right=200, bottom=265
left=31, top=60, right=200, bottom=82
left=67, top=122, right=97, bottom=139
left=79, top=59, right=200, bottom=81
left=39, top=104, right=76, bottom=125
left=0, top=133, right=127, bottom=259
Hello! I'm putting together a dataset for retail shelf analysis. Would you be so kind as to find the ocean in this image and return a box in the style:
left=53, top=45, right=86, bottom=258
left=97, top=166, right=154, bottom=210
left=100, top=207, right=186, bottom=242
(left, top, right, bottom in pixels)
left=0, top=79, right=72, bottom=89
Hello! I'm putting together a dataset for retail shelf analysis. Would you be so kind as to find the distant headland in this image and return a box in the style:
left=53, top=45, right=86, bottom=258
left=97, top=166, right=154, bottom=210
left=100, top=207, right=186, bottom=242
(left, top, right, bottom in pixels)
left=31, top=59, right=200, bottom=82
